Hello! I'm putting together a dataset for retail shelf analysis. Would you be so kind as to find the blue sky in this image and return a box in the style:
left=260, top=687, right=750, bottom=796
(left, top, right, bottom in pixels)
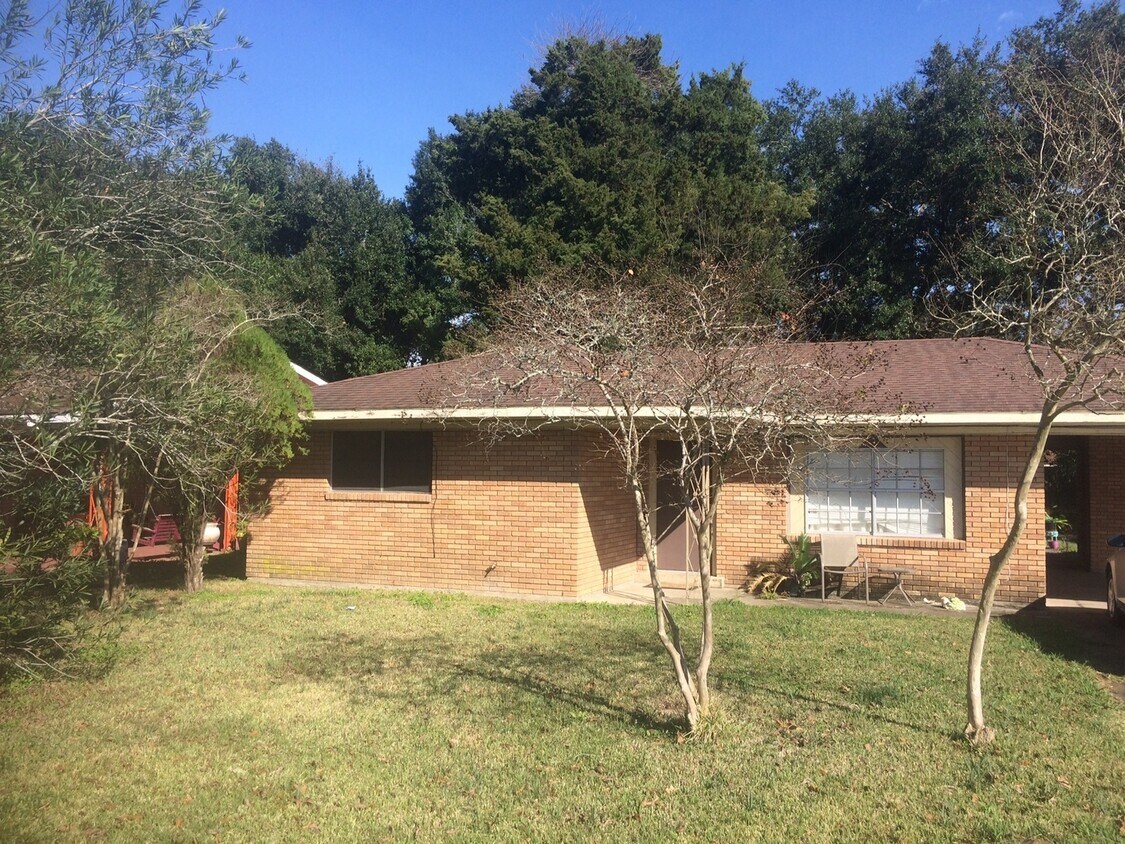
left=204, top=0, right=1063, bottom=199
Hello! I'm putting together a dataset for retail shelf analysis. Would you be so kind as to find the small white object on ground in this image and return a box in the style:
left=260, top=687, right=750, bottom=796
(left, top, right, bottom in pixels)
left=345, top=605, right=356, bottom=611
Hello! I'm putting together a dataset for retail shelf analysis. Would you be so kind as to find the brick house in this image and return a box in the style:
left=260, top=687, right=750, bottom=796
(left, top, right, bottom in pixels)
left=247, top=338, right=1125, bottom=606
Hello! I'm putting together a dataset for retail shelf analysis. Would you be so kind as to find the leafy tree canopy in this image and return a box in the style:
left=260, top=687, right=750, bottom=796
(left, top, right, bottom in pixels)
left=228, top=138, right=452, bottom=378
left=406, top=33, right=811, bottom=338
left=764, top=0, right=1123, bottom=340
left=0, top=1, right=309, bottom=605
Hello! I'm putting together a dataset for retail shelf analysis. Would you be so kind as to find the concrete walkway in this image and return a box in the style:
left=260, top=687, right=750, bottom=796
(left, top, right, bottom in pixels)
left=593, top=579, right=1022, bottom=617
left=1045, top=560, right=1108, bottom=609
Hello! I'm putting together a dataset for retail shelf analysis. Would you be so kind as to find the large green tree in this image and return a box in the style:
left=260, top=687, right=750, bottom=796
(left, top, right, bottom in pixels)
left=765, top=40, right=1007, bottom=339
left=0, top=1, right=307, bottom=607
left=228, top=138, right=451, bottom=379
left=407, top=33, right=810, bottom=336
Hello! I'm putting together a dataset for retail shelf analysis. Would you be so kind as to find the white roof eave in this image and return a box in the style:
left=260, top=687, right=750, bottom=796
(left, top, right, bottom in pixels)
left=304, top=407, right=1125, bottom=433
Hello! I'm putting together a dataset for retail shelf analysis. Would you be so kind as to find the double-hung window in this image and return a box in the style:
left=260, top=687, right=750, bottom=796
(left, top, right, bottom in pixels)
left=805, top=448, right=946, bottom=537
left=331, top=431, right=432, bottom=493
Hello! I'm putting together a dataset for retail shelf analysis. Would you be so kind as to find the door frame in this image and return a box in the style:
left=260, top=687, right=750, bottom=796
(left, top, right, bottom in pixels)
left=648, top=437, right=711, bottom=575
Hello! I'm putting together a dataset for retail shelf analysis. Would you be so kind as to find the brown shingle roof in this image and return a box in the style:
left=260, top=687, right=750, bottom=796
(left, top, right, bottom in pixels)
left=311, top=338, right=1056, bottom=415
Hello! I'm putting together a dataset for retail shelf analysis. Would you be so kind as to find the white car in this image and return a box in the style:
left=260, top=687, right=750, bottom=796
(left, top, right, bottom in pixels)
left=1107, top=536, right=1125, bottom=625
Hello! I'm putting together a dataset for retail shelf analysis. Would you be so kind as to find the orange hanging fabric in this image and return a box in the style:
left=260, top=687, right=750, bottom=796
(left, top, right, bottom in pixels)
left=222, top=471, right=239, bottom=551
left=87, top=469, right=111, bottom=542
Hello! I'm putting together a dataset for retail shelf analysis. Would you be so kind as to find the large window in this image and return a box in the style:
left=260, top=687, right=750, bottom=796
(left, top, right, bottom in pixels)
left=806, top=448, right=946, bottom=537
left=331, top=431, right=432, bottom=493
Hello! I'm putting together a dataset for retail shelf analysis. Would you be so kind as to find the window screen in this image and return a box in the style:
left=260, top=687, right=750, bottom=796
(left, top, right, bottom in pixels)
left=383, top=431, right=433, bottom=493
left=331, top=431, right=432, bottom=493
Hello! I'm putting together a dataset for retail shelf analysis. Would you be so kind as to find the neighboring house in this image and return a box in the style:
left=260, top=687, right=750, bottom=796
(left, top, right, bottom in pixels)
left=248, top=339, right=1125, bottom=606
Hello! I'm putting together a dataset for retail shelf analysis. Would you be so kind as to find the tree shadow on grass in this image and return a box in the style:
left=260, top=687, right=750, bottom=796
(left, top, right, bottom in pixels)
left=1001, top=607, right=1125, bottom=680
left=278, top=628, right=684, bottom=735
left=724, top=678, right=947, bottom=736
left=451, top=655, right=684, bottom=734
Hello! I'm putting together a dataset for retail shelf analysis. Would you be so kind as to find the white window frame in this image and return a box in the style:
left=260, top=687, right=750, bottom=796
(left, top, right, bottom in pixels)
left=789, top=437, right=964, bottom=540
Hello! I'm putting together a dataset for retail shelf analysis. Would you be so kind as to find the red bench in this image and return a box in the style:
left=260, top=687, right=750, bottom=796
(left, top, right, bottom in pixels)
left=130, top=514, right=181, bottom=560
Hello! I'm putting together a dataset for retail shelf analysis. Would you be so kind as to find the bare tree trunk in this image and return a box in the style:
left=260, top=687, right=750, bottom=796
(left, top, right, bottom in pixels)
left=695, top=520, right=713, bottom=719
left=631, top=478, right=701, bottom=730
left=179, top=509, right=209, bottom=593
left=97, top=464, right=129, bottom=609
left=695, top=472, right=721, bottom=720
left=965, top=409, right=1054, bottom=744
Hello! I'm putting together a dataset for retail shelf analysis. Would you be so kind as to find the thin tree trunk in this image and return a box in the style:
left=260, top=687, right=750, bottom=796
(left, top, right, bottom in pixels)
left=695, top=471, right=720, bottom=720
left=631, top=478, right=701, bottom=730
left=965, top=408, right=1055, bottom=744
left=179, top=509, right=208, bottom=593
left=98, top=464, right=129, bottom=609
left=695, top=521, right=713, bottom=718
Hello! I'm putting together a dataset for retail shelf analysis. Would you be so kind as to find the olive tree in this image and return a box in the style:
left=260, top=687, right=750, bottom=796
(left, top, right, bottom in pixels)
left=0, top=2, right=306, bottom=607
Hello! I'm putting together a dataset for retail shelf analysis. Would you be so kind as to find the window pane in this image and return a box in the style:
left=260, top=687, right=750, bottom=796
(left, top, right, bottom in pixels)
left=383, top=431, right=433, bottom=493
left=925, top=511, right=945, bottom=535
left=807, top=448, right=946, bottom=536
left=921, top=450, right=944, bottom=469
left=850, top=502, right=872, bottom=533
left=807, top=458, right=828, bottom=491
left=332, top=432, right=382, bottom=489
left=897, top=450, right=921, bottom=469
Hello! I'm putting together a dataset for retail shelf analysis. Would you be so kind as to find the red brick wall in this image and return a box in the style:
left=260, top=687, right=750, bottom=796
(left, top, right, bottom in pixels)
left=250, top=429, right=1047, bottom=605
left=575, top=432, right=639, bottom=594
left=713, top=435, right=1045, bottom=604
left=1087, top=436, right=1125, bottom=575
left=248, top=429, right=586, bottom=597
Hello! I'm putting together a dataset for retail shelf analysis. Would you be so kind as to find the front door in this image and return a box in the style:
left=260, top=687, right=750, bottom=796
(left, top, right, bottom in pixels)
left=655, top=440, right=700, bottom=572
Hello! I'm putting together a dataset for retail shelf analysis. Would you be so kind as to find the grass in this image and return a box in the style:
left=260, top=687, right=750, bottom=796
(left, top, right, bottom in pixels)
left=1, top=582, right=1122, bottom=843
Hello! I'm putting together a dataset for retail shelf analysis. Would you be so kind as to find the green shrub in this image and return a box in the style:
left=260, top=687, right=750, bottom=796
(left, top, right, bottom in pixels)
left=747, top=533, right=821, bottom=597
left=0, top=525, right=105, bottom=681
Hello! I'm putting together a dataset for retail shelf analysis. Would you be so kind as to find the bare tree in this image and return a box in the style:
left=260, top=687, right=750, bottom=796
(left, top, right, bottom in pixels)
left=445, top=263, right=874, bottom=731
left=952, top=17, right=1125, bottom=744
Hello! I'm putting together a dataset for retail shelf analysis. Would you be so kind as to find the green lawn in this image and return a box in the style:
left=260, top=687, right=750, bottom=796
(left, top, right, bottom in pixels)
left=1, top=582, right=1122, bottom=843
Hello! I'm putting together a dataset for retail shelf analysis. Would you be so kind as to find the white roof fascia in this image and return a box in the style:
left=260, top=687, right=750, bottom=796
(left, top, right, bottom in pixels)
left=290, top=362, right=328, bottom=387
left=305, top=407, right=1125, bottom=431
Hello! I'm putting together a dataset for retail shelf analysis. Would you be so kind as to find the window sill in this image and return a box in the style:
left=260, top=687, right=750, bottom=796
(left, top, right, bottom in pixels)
left=801, top=533, right=965, bottom=551
left=325, top=490, right=432, bottom=504
left=859, top=535, right=965, bottom=550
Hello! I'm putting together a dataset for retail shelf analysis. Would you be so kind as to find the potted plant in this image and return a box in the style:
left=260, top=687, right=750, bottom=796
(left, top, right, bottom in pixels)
left=747, top=534, right=820, bottom=597
left=1045, top=511, right=1071, bottom=550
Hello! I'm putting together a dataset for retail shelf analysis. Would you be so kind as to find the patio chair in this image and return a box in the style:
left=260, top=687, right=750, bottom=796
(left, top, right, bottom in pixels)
left=819, top=533, right=869, bottom=603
